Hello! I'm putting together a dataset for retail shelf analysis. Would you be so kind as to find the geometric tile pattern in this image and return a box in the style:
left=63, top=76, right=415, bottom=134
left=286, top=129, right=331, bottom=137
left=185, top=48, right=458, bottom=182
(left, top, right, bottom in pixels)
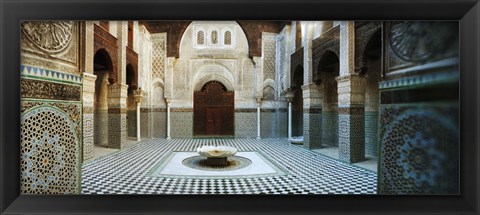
left=234, top=112, right=257, bottom=139
left=94, top=110, right=108, bottom=147
left=322, top=112, right=338, bottom=147
left=278, top=111, right=288, bottom=138
left=152, top=112, right=167, bottom=138
left=20, top=65, right=82, bottom=84
left=21, top=106, right=79, bottom=194
left=303, top=112, right=322, bottom=149
left=379, top=70, right=459, bottom=90
left=81, top=138, right=377, bottom=194
left=260, top=112, right=276, bottom=138
left=83, top=113, right=94, bottom=161
left=338, top=112, right=365, bottom=163
left=379, top=106, right=459, bottom=194
left=170, top=112, right=193, bottom=138
left=263, top=35, right=276, bottom=81
left=365, top=111, right=378, bottom=156
left=108, top=113, right=127, bottom=148
left=140, top=111, right=151, bottom=138
left=152, top=37, right=166, bottom=80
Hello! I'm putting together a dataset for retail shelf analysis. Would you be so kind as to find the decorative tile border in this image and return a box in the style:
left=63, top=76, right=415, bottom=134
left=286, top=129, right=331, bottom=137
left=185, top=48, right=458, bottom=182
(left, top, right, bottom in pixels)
left=234, top=109, right=257, bottom=113
left=108, top=108, right=127, bottom=114
left=21, top=65, right=83, bottom=85
left=379, top=71, right=459, bottom=90
left=171, top=108, right=193, bottom=112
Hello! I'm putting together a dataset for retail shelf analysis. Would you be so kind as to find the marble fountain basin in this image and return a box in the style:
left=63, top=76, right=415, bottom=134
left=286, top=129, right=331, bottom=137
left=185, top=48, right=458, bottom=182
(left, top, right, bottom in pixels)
left=197, top=145, right=238, bottom=166
left=289, top=136, right=304, bottom=145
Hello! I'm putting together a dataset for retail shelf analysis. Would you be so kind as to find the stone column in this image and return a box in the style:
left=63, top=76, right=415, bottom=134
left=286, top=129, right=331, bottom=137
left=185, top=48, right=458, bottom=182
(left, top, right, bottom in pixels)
left=285, top=89, right=295, bottom=140
left=301, top=22, right=323, bottom=149
left=337, top=74, right=366, bottom=163
left=81, top=21, right=95, bottom=162
left=133, top=89, right=143, bottom=141
left=302, top=83, right=323, bottom=149
left=108, top=83, right=128, bottom=149
left=82, top=73, right=96, bottom=161
left=166, top=98, right=171, bottom=139
left=116, top=21, right=128, bottom=84
left=256, top=97, right=262, bottom=140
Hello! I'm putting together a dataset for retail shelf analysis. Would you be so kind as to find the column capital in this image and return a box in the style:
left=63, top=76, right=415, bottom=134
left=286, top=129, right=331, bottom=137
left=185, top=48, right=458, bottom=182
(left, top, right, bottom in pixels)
left=337, top=74, right=366, bottom=106
left=285, top=88, right=295, bottom=103
left=82, top=73, right=97, bottom=93
left=133, top=89, right=143, bottom=103
left=108, top=83, right=129, bottom=98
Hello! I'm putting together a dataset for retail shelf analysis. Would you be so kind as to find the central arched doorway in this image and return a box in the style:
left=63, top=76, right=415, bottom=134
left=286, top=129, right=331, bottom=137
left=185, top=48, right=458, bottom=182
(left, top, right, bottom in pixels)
left=193, top=81, right=234, bottom=137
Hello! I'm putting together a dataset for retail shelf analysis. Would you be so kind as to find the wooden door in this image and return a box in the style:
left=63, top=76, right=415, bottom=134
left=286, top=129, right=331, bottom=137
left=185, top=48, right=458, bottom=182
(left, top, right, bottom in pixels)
left=194, top=81, right=234, bottom=137
left=206, top=107, right=223, bottom=135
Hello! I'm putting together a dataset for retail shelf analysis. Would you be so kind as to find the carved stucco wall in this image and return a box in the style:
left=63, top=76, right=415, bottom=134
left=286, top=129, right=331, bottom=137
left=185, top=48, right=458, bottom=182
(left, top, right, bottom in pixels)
left=172, top=21, right=257, bottom=138
left=20, top=21, right=82, bottom=194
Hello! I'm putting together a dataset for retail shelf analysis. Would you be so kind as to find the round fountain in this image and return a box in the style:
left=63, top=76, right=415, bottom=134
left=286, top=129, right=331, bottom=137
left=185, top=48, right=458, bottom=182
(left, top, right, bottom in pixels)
left=196, top=145, right=238, bottom=166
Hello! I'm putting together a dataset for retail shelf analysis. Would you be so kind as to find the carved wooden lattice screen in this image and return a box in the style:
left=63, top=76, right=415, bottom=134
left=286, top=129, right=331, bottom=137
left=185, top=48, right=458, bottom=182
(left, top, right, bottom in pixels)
left=194, top=81, right=234, bottom=136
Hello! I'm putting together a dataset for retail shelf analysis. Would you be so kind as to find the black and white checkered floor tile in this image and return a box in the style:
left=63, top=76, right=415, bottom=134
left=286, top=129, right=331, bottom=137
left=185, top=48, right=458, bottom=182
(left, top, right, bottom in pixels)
left=81, top=138, right=377, bottom=194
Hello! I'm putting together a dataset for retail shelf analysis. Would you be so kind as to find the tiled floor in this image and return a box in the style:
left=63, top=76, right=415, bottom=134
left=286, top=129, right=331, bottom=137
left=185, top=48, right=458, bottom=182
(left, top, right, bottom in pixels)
left=92, top=137, right=139, bottom=159
left=311, top=145, right=378, bottom=172
left=81, top=138, right=377, bottom=194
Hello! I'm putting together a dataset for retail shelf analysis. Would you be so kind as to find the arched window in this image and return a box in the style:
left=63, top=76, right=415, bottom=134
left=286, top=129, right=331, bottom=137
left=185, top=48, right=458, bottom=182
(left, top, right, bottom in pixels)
left=197, top=31, right=205, bottom=45
left=211, top=30, right=218, bottom=44
left=224, top=31, right=231, bottom=45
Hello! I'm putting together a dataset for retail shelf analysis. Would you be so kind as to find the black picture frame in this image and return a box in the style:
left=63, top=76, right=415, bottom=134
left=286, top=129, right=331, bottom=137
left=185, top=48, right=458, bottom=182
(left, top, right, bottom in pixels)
left=1, top=0, right=479, bottom=214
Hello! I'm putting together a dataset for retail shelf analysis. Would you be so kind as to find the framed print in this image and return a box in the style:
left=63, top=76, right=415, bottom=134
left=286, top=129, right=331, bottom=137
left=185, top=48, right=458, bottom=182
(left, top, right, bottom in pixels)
left=1, top=0, right=479, bottom=214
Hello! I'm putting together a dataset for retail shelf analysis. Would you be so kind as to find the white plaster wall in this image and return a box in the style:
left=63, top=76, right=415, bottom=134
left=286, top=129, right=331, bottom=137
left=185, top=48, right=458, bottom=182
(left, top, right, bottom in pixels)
left=175, top=21, right=257, bottom=109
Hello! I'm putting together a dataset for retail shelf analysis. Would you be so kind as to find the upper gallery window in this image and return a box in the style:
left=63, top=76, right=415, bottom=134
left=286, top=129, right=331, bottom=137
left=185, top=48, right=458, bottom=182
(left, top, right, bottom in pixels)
left=193, top=25, right=235, bottom=49
left=197, top=31, right=205, bottom=45
left=224, top=31, right=231, bottom=45
left=211, top=30, right=218, bottom=44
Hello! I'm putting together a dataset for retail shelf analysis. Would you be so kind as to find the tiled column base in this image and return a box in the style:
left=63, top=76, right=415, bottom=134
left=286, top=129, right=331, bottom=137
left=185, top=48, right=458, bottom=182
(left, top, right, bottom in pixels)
left=338, top=107, right=365, bottom=163
left=83, top=112, right=94, bottom=161
left=303, top=108, right=322, bottom=149
left=322, top=111, right=338, bottom=147
left=365, top=111, right=378, bottom=156
left=108, top=109, right=127, bottom=149
left=94, top=109, right=109, bottom=147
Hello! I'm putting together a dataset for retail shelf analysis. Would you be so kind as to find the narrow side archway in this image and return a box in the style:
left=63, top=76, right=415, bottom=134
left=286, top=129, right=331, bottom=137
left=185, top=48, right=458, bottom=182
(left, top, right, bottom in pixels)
left=362, top=29, right=382, bottom=158
left=126, top=64, right=137, bottom=138
left=292, top=65, right=304, bottom=137
left=193, top=81, right=234, bottom=137
left=93, top=49, right=113, bottom=148
left=317, top=50, right=340, bottom=147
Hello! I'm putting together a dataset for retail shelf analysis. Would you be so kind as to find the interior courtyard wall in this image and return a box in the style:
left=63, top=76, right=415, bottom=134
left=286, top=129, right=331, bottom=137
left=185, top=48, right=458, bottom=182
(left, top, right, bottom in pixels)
left=107, top=22, right=128, bottom=149
left=378, top=21, right=459, bottom=194
left=20, top=21, right=83, bottom=194
left=301, top=22, right=323, bottom=149
left=173, top=21, right=258, bottom=138
left=82, top=21, right=95, bottom=161
left=311, top=24, right=340, bottom=148
left=260, top=32, right=280, bottom=138
left=353, top=21, right=382, bottom=157
left=275, top=27, right=289, bottom=138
